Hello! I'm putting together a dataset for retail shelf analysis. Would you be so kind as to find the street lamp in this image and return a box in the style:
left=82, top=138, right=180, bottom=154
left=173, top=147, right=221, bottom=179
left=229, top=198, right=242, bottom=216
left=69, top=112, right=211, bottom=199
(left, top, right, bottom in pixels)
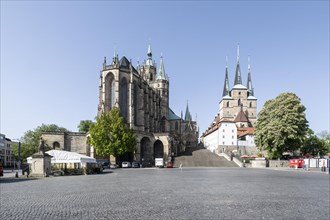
left=13, top=139, right=21, bottom=170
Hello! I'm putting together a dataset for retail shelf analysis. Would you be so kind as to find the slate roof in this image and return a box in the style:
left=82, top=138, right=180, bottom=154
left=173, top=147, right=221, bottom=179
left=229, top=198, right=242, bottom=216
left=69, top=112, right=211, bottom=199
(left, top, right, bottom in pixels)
left=168, top=108, right=181, bottom=120
left=119, top=56, right=130, bottom=68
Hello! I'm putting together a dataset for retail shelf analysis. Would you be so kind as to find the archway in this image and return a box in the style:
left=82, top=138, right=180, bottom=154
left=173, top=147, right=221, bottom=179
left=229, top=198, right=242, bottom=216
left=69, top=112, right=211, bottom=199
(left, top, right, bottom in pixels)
left=140, top=137, right=152, bottom=164
left=154, top=140, right=164, bottom=159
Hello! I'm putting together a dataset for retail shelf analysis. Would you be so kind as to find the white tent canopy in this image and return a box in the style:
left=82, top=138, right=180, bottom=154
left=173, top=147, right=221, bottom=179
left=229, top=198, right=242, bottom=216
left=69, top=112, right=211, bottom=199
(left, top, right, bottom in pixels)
left=27, top=150, right=96, bottom=164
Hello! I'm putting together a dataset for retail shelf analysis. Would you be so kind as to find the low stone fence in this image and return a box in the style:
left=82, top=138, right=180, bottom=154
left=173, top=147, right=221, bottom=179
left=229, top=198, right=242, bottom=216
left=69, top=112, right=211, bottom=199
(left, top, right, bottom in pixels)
left=251, top=159, right=266, bottom=168
left=269, top=160, right=290, bottom=168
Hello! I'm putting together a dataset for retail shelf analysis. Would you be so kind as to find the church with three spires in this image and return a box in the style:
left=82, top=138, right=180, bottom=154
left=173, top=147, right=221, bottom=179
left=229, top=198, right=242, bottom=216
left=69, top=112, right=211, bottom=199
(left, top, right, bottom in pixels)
left=201, top=45, right=258, bottom=156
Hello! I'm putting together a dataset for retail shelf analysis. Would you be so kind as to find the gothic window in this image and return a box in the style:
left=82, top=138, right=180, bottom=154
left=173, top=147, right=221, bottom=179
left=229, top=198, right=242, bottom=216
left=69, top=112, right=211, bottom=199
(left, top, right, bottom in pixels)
left=226, top=102, right=229, bottom=107
left=150, top=73, right=153, bottom=81
left=134, top=83, right=138, bottom=125
left=238, top=99, right=241, bottom=106
left=249, top=102, right=252, bottom=108
left=110, top=79, right=115, bottom=108
left=120, top=77, right=128, bottom=121
left=161, top=116, right=166, bottom=132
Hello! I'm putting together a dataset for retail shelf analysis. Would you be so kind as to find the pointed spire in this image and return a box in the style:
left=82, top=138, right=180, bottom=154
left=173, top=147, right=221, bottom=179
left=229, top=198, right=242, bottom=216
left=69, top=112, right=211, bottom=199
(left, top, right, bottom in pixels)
left=157, top=55, right=167, bottom=80
left=103, top=56, right=107, bottom=69
left=184, top=100, right=192, bottom=121
left=112, top=47, right=118, bottom=65
left=234, top=44, right=242, bottom=85
left=146, top=44, right=153, bottom=66
left=222, top=56, right=230, bottom=97
left=237, top=44, right=240, bottom=61
left=246, top=56, right=254, bottom=96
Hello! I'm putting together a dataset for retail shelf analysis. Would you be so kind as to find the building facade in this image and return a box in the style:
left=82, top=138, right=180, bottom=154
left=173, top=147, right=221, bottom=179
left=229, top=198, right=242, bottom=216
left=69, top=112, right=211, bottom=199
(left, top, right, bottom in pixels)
left=201, top=46, right=257, bottom=156
left=0, top=134, right=16, bottom=167
left=98, top=45, right=199, bottom=164
left=41, top=45, right=199, bottom=165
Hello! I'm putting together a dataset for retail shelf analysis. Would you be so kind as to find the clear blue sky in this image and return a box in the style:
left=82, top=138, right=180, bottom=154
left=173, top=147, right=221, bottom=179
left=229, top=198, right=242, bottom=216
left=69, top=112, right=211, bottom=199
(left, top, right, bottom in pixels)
left=1, top=1, right=329, bottom=140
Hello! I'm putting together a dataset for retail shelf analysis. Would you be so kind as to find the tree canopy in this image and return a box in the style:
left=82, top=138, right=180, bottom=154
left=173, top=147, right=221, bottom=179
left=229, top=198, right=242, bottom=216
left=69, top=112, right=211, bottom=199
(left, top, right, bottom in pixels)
left=77, top=120, right=94, bottom=132
left=88, top=107, right=136, bottom=158
left=255, top=92, right=309, bottom=159
left=12, top=124, right=69, bottom=162
left=300, top=130, right=328, bottom=157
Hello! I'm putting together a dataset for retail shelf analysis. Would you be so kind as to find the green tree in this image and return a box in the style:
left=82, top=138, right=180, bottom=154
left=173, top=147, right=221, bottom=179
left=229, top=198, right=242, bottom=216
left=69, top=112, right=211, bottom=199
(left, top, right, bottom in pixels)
left=77, top=120, right=94, bottom=132
left=255, top=92, right=309, bottom=159
left=301, top=130, right=327, bottom=156
left=89, top=107, right=136, bottom=158
left=13, top=124, right=69, bottom=162
left=318, top=130, right=330, bottom=153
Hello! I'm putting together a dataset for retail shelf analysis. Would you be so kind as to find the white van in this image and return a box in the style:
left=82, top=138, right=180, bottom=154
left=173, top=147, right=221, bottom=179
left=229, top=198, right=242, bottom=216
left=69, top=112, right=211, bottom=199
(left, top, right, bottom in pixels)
left=155, top=158, right=164, bottom=168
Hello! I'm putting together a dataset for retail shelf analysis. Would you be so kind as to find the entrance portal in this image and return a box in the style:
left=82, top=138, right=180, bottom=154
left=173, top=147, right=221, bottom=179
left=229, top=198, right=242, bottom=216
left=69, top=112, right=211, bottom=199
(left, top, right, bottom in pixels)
left=154, top=140, right=164, bottom=159
left=140, top=137, right=152, bottom=164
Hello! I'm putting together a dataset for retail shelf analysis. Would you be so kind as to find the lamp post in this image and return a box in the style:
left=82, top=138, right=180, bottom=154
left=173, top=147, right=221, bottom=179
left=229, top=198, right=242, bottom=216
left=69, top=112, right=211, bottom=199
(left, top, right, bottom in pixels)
left=13, top=139, right=21, bottom=170
left=18, top=141, right=21, bottom=170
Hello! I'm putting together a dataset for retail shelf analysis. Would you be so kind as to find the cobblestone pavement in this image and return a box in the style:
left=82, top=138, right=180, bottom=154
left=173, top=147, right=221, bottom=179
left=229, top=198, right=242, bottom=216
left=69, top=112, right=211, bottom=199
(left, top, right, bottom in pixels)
left=1, top=167, right=329, bottom=220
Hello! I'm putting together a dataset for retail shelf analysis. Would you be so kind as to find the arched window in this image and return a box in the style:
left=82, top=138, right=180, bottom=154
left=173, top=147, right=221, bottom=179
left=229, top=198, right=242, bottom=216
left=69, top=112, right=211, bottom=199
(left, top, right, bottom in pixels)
left=120, top=77, right=128, bottom=121
left=161, top=116, right=166, bottom=132
left=249, top=102, right=252, bottom=108
left=238, top=99, right=241, bottom=106
left=134, top=82, right=138, bottom=125
left=53, top=142, right=60, bottom=149
left=110, top=79, right=115, bottom=108
left=226, top=102, right=229, bottom=107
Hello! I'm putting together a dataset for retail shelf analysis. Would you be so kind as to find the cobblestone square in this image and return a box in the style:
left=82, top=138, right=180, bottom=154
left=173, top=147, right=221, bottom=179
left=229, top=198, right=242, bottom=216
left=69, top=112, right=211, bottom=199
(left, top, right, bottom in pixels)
left=1, top=168, right=329, bottom=220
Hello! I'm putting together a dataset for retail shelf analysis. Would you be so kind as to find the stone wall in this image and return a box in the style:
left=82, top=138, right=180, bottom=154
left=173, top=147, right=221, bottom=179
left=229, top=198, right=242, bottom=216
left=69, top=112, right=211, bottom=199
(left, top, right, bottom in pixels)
left=41, top=132, right=89, bottom=156
left=269, top=160, right=289, bottom=168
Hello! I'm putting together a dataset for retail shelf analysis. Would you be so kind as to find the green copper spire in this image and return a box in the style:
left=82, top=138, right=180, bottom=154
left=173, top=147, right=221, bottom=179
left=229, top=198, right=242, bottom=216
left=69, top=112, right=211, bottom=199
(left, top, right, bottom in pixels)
left=222, top=56, right=230, bottom=97
left=157, top=55, right=167, bottom=80
left=234, top=44, right=242, bottom=85
left=184, top=100, right=192, bottom=121
left=246, top=56, right=254, bottom=96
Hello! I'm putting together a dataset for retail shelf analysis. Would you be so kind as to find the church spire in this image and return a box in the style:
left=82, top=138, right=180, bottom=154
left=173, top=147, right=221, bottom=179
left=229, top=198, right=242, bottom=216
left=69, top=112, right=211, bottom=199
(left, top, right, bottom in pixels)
left=222, top=56, right=230, bottom=97
left=246, top=56, right=254, bottom=96
left=157, top=55, right=167, bottom=80
left=112, top=47, right=118, bottom=65
left=146, top=44, right=153, bottom=66
left=234, top=44, right=242, bottom=85
left=184, top=100, right=192, bottom=121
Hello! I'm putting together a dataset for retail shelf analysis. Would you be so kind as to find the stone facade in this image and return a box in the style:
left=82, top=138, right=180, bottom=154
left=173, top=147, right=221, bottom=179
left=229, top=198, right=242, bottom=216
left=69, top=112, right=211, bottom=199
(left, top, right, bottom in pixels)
left=202, top=46, right=257, bottom=155
left=98, top=45, right=199, bottom=163
left=41, top=132, right=90, bottom=156
left=41, top=45, right=199, bottom=164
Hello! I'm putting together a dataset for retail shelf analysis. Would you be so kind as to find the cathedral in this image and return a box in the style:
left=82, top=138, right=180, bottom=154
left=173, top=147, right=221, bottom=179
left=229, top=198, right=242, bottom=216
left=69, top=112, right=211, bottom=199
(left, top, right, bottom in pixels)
left=97, top=45, right=199, bottom=164
left=201, top=46, right=257, bottom=156
left=41, top=45, right=199, bottom=165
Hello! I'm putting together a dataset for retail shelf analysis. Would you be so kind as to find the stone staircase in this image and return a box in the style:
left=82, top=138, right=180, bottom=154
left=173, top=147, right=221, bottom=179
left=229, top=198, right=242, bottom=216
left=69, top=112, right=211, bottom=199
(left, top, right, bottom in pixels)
left=173, top=147, right=238, bottom=167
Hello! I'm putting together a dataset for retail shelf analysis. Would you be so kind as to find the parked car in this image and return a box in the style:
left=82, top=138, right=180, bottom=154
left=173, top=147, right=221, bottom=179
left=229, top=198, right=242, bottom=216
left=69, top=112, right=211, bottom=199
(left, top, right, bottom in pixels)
left=122, top=161, right=131, bottom=168
left=165, top=161, right=173, bottom=168
left=132, top=161, right=140, bottom=168
left=110, top=164, right=118, bottom=169
left=102, top=162, right=110, bottom=169
left=141, top=161, right=152, bottom=168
